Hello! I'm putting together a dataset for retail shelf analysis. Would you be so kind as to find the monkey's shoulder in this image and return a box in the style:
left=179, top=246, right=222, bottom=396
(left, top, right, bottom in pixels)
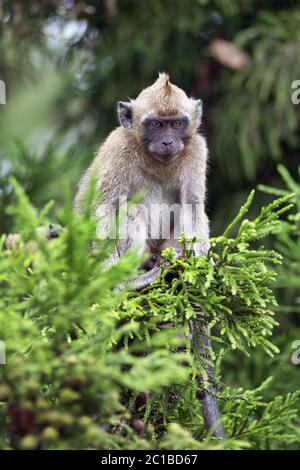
left=96, top=127, right=138, bottom=163
left=94, top=127, right=142, bottom=198
left=181, top=133, right=208, bottom=173
left=192, top=133, right=208, bottom=158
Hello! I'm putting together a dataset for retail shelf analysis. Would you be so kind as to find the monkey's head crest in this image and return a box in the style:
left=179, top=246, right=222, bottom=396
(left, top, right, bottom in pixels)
left=134, top=73, right=192, bottom=115
left=156, top=72, right=172, bottom=95
left=117, top=73, right=203, bottom=131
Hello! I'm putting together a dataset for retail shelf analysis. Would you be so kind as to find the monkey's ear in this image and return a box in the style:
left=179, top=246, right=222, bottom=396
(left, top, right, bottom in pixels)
left=118, top=101, right=133, bottom=128
left=193, top=99, right=203, bottom=128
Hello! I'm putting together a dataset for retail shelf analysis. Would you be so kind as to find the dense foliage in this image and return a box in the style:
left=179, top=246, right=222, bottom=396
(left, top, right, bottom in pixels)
left=0, top=0, right=300, bottom=450
left=0, top=180, right=299, bottom=449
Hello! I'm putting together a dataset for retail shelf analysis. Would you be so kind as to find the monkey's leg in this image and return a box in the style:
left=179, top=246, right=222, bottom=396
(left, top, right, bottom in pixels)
left=133, top=237, right=177, bottom=289
left=190, top=310, right=226, bottom=439
left=132, top=266, right=161, bottom=290
left=109, top=208, right=163, bottom=290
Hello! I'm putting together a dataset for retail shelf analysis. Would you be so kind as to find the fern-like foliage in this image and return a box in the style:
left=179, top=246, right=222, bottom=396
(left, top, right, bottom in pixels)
left=223, top=378, right=300, bottom=449
left=0, top=182, right=299, bottom=450
left=259, top=164, right=300, bottom=310
left=123, top=191, right=293, bottom=357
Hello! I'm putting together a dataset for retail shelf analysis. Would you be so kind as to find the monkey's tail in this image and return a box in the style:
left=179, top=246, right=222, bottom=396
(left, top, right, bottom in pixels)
left=190, top=309, right=226, bottom=439
left=201, top=378, right=226, bottom=439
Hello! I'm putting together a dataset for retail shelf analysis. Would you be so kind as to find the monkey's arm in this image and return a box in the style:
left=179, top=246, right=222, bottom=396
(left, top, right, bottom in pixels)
left=179, top=175, right=210, bottom=255
left=95, top=198, right=161, bottom=289
left=120, top=205, right=163, bottom=290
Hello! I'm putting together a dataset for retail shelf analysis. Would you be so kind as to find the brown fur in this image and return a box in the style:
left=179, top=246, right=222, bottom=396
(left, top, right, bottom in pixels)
left=75, top=73, right=209, bottom=280
left=75, top=75, right=225, bottom=437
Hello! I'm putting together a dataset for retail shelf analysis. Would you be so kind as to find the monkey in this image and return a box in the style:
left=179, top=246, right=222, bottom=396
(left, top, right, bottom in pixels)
left=75, top=73, right=226, bottom=438
left=75, top=73, right=209, bottom=284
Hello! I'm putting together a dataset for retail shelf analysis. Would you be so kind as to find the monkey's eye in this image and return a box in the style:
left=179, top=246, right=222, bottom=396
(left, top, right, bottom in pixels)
left=150, top=120, right=162, bottom=129
left=171, top=120, right=182, bottom=129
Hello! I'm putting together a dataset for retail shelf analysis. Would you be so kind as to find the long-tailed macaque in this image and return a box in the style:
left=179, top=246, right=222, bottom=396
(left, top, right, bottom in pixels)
left=75, top=73, right=225, bottom=438
left=75, top=73, right=209, bottom=286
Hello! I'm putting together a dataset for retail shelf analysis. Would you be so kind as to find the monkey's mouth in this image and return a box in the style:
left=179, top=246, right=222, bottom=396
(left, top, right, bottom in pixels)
left=152, top=152, right=180, bottom=163
left=147, top=141, right=184, bottom=162
left=149, top=146, right=183, bottom=161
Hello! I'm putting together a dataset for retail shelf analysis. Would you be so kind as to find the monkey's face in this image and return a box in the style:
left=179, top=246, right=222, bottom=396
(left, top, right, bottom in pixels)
left=142, top=116, right=190, bottom=163
left=117, top=74, right=203, bottom=163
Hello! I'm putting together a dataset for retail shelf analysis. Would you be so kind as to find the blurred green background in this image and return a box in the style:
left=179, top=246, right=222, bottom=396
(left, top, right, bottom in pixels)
left=1, top=0, right=300, bottom=233
left=0, top=0, right=300, bottom=432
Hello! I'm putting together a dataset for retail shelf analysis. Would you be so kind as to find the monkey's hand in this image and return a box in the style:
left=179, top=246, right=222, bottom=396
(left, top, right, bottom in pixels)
left=132, top=245, right=183, bottom=291
left=141, top=253, right=165, bottom=271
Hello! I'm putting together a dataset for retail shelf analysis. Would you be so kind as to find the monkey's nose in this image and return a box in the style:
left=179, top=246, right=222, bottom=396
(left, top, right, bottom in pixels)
left=162, top=140, right=173, bottom=147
